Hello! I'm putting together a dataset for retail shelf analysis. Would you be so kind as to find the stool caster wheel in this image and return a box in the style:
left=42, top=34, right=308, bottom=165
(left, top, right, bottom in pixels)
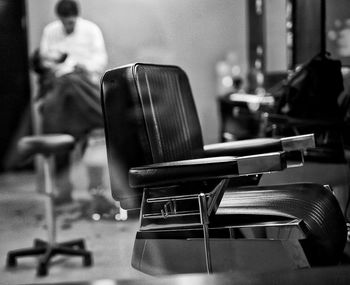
left=83, top=253, right=93, bottom=267
left=34, top=239, right=46, bottom=248
left=76, top=240, right=86, bottom=250
left=37, top=262, right=48, bottom=277
left=6, top=255, right=17, bottom=268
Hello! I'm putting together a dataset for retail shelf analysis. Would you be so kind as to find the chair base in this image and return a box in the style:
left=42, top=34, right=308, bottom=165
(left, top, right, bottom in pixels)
left=132, top=235, right=309, bottom=275
left=6, top=238, right=93, bottom=277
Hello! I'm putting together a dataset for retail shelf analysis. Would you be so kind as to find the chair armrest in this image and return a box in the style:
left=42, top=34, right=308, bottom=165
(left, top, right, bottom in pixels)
left=129, top=152, right=287, bottom=188
left=203, top=134, right=315, bottom=157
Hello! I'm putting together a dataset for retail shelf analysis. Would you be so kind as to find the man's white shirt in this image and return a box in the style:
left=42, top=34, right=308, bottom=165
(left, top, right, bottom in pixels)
left=40, top=17, right=107, bottom=80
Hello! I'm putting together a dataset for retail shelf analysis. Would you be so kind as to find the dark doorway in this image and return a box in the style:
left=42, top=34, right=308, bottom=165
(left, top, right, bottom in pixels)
left=0, top=0, right=31, bottom=171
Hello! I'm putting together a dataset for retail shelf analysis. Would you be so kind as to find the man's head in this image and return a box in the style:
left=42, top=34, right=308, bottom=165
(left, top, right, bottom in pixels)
left=55, top=0, right=80, bottom=35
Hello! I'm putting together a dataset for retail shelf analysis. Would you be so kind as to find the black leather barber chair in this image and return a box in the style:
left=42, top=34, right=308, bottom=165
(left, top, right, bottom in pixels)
left=101, top=63, right=347, bottom=275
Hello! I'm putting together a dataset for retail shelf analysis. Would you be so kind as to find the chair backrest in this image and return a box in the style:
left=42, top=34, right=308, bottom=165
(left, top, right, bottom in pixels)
left=101, top=63, right=205, bottom=209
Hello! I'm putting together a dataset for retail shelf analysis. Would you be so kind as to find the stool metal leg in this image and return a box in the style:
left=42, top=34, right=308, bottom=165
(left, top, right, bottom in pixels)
left=42, top=155, right=56, bottom=245
left=7, top=247, right=47, bottom=267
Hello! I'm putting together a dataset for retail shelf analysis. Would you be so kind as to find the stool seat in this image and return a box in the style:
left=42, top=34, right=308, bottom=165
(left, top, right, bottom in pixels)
left=18, top=134, right=75, bottom=159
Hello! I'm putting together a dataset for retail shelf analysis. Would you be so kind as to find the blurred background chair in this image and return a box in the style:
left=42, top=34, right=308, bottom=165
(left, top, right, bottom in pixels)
left=101, top=63, right=347, bottom=275
left=257, top=54, right=350, bottom=221
left=218, top=54, right=350, bottom=221
left=29, top=49, right=122, bottom=220
left=6, top=134, right=93, bottom=277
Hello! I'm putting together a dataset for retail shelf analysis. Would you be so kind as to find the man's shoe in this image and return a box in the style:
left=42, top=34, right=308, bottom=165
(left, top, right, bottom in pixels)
left=53, top=194, right=74, bottom=206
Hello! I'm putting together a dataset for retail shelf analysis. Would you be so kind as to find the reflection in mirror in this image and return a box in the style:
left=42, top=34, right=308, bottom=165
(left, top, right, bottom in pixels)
left=246, top=0, right=291, bottom=94
left=327, top=0, right=350, bottom=66
left=265, top=0, right=288, bottom=73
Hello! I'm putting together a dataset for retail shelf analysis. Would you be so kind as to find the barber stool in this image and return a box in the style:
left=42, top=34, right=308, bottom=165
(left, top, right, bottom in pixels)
left=6, top=135, right=93, bottom=276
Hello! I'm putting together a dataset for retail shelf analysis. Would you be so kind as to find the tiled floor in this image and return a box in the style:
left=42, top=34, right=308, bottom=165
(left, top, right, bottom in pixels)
left=0, top=156, right=147, bottom=284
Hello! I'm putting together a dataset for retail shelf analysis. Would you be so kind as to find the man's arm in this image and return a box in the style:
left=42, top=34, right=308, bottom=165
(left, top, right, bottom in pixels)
left=83, top=24, right=108, bottom=74
left=39, top=25, right=67, bottom=71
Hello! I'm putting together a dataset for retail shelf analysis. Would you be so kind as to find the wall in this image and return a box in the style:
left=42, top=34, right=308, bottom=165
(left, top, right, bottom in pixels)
left=26, top=0, right=247, bottom=144
left=0, top=0, right=30, bottom=171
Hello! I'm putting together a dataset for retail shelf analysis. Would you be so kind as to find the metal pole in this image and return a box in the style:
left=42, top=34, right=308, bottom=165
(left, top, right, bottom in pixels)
left=42, top=155, right=56, bottom=245
left=320, top=0, right=326, bottom=56
left=198, top=193, right=212, bottom=274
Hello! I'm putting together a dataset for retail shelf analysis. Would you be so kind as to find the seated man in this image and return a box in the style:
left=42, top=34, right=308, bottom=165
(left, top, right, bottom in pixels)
left=37, top=0, right=108, bottom=204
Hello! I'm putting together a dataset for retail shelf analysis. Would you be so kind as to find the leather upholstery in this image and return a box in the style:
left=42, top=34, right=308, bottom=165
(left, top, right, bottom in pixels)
left=132, top=64, right=204, bottom=162
left=129, top=152, right=286, bottom=188
left=102, top=63, right=307, bottom=209
left=215, top=183, right=347, bottom=266
left=101, top=64, right=205, bottom=208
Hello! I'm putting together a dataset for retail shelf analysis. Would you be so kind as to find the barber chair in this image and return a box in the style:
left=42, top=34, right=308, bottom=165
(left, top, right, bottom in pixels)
left=6, top=135, right=93, bottom=276
left=101, top=63, right=347, bottom=275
